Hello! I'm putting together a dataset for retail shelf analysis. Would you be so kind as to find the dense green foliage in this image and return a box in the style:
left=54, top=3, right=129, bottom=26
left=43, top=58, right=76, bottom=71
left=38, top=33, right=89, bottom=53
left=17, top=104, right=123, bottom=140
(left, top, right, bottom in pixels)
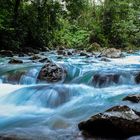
left=0, top=0, right=139, bottom=51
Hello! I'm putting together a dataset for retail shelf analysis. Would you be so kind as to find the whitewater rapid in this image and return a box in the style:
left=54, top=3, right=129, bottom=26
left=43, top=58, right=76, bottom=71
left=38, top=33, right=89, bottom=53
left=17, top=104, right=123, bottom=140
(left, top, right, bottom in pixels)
left=0, top=51, right=140, bottom=139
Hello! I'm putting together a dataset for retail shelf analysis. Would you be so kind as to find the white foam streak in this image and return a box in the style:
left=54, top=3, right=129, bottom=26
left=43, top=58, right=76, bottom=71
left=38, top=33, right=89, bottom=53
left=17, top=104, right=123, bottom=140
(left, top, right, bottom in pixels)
left=0, top=84, right=23, bottom=96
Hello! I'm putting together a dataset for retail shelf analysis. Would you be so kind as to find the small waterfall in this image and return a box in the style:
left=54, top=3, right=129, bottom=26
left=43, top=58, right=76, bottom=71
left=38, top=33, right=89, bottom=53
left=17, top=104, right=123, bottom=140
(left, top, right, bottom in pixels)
left=90, top=70, right=139, bottom=88
left=0, top=84, right=84, bottom=108
left=19, top=68, right=40, bottom=85
left=63, top=64, right=81, bottom=82
left=0, top=64, right=42, bottom=85
left=71, top=71, right=94, bottom=84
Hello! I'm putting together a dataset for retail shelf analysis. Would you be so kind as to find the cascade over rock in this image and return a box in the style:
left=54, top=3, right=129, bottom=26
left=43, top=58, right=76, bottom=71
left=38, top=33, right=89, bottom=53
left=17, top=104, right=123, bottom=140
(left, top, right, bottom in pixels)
left=92, top=73, right=120, bottom=87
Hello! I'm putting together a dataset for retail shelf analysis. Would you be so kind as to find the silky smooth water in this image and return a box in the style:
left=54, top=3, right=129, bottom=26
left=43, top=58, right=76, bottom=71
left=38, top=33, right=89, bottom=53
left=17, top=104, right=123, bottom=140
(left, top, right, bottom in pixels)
left=0, top=52, right=140, bottom=139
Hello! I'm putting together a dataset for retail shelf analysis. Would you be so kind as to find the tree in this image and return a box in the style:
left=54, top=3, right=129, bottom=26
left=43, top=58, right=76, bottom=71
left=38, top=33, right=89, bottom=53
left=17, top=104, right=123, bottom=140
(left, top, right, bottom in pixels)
left=102, top=0, right=137, bottom=48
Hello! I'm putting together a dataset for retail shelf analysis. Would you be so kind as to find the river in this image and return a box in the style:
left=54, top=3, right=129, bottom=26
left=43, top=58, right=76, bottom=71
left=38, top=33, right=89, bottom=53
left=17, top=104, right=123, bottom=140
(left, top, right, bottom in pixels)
left=0, top=51, right=140, bottom=139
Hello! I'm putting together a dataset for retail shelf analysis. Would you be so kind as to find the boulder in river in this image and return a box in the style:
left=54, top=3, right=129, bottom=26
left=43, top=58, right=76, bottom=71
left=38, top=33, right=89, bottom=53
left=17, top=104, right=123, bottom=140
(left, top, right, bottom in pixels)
left=123, top=94, right=140, bottom=103
left=92, top=73, right=120, bottom=88
left=78, top=105, right=140, bottom=138
left=99, top=48, right=123, bottom=58
left=37, top=62, right=66, bottom=83
left=8, top=58, right=23, bottom=64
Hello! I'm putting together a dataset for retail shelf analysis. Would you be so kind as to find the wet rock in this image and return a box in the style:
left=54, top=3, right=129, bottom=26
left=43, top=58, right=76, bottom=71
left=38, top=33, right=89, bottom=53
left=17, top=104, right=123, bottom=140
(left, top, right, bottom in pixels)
left=57, top=56, right=63, bottom=59
left=41, top=47, right=50, bottom=52
left=106, top=105, right=132, bottom=112
left=27, top=52, right=34, bottom=56
left=39, top=57, right=51, bottom=63
left=135, top=73, right=140, bottom=84
left=0, top=135, right=26, bottom=140
left=67, top=51, right=73, bottom=56
left=123, top=94, right=140, bottom=103
left=127, top=50, right=134, bottom=54
left=78, top=105, right=140, bottom=138
left=30, top=54, right=42, bottom=60
left=100, top=48, right=123, bottom=58
left=87, top=43, right=101, bottom=52
left=37, top=62, right=66, bottom=83
left=18, top=52, right=26, bottom=57
left=80, top=51, right=91, bottom=57
left=57, top=50, right=67, bottom=56
left=8, top=58, right=23, bottom=64
left=58, top=46, right=65, bottom=50
left=23, top=47, right=39, bottom=54
left=57, top=49, right=75, bottom=56
left=0, top=50, right=14, bottom=57
left=99, top=57, right=111, bottom=62
left=92, top=74, right=120, bottom=88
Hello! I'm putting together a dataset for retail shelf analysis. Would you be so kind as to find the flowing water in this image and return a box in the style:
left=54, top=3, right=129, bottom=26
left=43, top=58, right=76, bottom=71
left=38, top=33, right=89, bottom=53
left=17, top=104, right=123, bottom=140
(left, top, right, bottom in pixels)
left=0, top=51, right=140, bottom=140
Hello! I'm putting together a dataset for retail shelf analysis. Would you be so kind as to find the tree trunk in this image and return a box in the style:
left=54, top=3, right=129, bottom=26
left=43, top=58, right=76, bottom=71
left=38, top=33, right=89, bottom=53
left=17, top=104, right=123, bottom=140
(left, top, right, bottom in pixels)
left=13, top=0, right=21, bottom=26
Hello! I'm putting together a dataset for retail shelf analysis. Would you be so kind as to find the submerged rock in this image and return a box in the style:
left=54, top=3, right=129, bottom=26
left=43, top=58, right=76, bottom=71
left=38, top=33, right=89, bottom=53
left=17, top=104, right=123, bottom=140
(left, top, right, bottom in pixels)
left=37, top=62, right=66, bottom=83
left=92, top=73, right=120, bottom=88
left=123, top=94, right=140, bottom=103
left=99, top=48, right=123, bottom=58
left=78, top=105, right=140, bottom=138
left=2, top=70, right=26, bottom=84
left=8, top=58, right=23, bottom=64
left=99, top=57, right=111, bottom=62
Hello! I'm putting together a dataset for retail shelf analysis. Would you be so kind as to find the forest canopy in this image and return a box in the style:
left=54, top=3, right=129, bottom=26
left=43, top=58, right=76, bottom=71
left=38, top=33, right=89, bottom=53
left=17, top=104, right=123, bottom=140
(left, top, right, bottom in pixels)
left=0, top=0, right=140, bottom=51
